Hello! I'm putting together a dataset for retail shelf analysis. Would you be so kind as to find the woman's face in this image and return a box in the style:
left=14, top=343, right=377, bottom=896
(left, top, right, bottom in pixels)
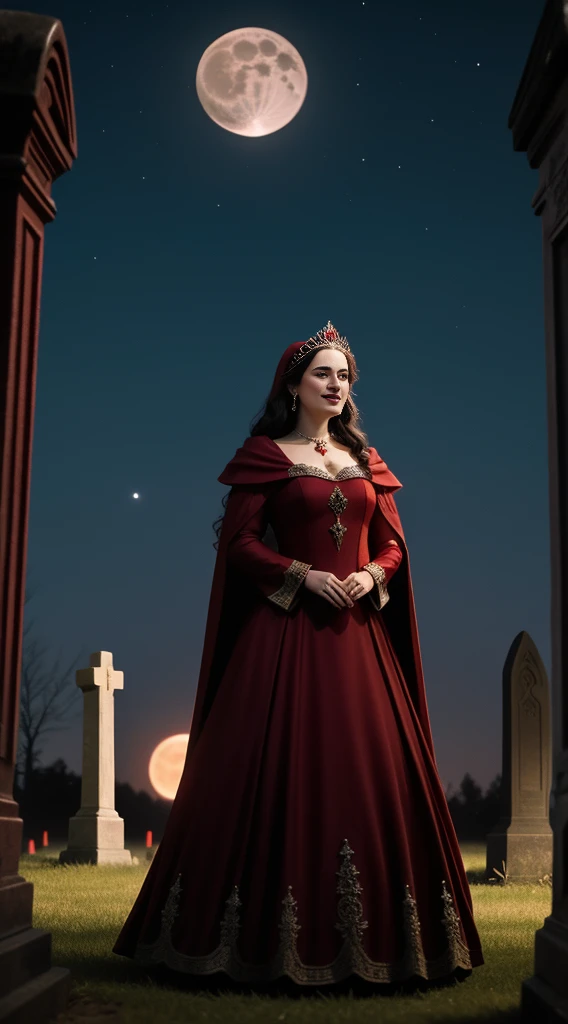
left=291, top=348, right=350, bottom=416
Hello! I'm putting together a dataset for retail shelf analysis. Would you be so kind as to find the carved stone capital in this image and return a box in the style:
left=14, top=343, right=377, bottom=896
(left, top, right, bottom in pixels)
left=0, top=12, right=77, bottom=221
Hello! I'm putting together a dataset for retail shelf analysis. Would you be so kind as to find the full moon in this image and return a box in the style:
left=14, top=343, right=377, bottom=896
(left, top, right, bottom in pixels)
left=148, top=734, right=189, bottom=800
left=196, top=27, right=308, bottom=137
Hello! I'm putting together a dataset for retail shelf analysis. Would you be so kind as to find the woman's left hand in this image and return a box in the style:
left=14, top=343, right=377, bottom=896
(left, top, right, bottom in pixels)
left=342, top=570, right=375, bottom=601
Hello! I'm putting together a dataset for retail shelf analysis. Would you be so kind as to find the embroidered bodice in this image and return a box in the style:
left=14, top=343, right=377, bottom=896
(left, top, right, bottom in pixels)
left=286, top=463, right=372, bottom=482
left=266, top=474, right=376, bottom=575
left=226, top=468, right=403, bottom=615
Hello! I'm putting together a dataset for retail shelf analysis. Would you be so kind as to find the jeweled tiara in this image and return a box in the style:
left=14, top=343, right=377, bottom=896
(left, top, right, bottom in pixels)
left=285, top=321, right=351, bottom=371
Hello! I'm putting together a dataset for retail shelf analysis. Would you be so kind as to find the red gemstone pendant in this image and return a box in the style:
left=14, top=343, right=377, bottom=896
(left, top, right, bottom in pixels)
left=315, top=443, right=327, bottom=455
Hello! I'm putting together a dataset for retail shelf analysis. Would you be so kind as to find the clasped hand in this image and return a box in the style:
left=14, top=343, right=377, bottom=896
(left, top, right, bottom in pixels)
left=304, top=568, right=375, bottom=609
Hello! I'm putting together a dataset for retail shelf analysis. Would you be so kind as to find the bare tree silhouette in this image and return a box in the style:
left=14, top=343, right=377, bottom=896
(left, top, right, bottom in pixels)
left=18, top=591, right=83, bottom=793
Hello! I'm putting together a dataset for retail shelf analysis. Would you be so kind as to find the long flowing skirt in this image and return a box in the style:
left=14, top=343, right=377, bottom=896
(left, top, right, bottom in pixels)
left=113, top=593, right=484, bottom=986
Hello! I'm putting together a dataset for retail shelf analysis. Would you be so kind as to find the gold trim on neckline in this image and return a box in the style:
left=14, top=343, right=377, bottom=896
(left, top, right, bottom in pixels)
left=287, top=464, right=371, bottom=482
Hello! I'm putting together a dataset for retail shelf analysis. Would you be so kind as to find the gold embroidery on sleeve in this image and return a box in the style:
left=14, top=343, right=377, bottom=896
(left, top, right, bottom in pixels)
left=133, top=838, right=474, bottom=984
left=362, top=561, right=390, bottom=610
left=267, top=560, right=311, bottom=610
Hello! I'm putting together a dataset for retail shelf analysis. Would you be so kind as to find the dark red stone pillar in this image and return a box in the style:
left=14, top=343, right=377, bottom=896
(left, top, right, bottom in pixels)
left=0, top=12, right=77, bottom=1020
left=510, top=1, right=568, bottom=1021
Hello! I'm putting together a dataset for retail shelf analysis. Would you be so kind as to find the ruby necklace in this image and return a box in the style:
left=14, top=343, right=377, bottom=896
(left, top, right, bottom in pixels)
left=294, top=427, right=331, bottom=456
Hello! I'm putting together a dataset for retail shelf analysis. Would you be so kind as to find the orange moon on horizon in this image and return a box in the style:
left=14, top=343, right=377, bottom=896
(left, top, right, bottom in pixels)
left=148, top=734, right=189, bottom=800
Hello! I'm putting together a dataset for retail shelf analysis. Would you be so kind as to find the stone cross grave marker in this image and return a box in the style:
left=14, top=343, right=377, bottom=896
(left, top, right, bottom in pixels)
left=60, top=652, right=132, bottom=865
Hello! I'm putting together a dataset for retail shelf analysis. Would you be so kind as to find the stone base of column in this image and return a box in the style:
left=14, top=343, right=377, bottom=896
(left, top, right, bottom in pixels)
left=522, top=976, right=568, bottom=1024
left=0, top=879, right=33, bottom=940
left=521, top=916, right=568, bottom=1023
left=0, top=798, right=70, bottom=1023
left=59, top=809, right=132, bottom=866
left=485, top=824, right=552, bottom=880
left=0, top=928, right=70, bottom=1024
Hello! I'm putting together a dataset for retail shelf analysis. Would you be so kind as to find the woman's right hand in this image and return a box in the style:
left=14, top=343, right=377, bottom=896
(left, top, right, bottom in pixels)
left=304, top=569, right=354, bottom=608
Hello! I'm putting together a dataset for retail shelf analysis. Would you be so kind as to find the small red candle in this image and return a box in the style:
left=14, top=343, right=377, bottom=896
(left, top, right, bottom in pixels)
left=28, top=839, right=35, bottom=855
left=42, top=830, right=49, bottom=847
left=146, top=830, right=153, bottom=848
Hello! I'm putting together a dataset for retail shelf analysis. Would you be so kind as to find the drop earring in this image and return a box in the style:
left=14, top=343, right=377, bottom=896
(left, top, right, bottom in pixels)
left=291, top=392, right=297, bottom=412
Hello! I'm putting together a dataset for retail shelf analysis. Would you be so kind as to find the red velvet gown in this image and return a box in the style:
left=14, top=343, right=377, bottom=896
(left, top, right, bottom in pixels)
left=113, top=441, right=484, bottom=987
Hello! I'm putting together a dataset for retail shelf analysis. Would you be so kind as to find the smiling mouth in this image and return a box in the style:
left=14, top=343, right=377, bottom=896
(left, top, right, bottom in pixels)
left=323, top=395, right=341, bottom=402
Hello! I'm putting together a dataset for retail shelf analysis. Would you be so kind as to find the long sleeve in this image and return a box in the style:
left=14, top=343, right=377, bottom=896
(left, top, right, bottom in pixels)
left=226, top=491, right=311, bottom=611
left=360, top=498, right=403, bottom=611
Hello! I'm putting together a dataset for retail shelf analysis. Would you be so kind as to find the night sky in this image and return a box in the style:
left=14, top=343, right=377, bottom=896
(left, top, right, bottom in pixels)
left=16, top=0, right=548, bottom=798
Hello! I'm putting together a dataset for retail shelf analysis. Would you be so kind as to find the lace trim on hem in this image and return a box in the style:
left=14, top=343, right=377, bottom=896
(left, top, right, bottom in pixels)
left=288, top=464, right=372, bottom=482
left=267, top=559, right=311, bottom=610
left=361, top=562, right=390, bottom=610
left=132, top=838, right=475, bottom=985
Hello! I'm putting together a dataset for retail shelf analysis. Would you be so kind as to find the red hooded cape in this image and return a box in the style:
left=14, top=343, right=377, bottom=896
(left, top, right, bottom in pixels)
left=184, top=434, right=436, bottom=766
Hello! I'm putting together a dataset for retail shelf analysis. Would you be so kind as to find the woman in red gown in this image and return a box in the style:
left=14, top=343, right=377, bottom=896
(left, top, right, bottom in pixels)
left=113, top=321, right=484, bottom=991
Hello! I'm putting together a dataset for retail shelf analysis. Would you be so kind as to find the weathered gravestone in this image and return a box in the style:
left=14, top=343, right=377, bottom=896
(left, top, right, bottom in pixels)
left=60, top=652, right=132, bottom=865
left=485, top=630, right=552, bottom=881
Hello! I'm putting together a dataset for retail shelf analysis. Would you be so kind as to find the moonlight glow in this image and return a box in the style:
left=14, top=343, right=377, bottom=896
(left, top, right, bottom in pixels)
left=196, top=27, right=308, bottom=137
left=148, top=734, right=189, bottom=800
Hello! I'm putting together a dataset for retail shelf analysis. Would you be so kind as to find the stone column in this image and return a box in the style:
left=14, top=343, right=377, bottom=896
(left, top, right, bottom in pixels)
left=485, top=631, right=552, bottom=881
left=510, top=2, right=568, bottom=1019
left=0, top=12, right=76, bottom=1022
left=60, top=653, right=132, bottom=865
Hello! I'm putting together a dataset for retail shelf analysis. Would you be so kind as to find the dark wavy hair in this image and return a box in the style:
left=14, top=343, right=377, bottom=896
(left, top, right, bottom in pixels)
left=212, top=346, right=369, bottom=547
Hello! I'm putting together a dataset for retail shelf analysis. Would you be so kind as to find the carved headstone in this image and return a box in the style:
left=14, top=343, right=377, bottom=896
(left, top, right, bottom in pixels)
left=60, top=652, right=132, bottom=865
left=486, top=631, right=552, bottom=881
left=0, top=11, right=76, bottom=1022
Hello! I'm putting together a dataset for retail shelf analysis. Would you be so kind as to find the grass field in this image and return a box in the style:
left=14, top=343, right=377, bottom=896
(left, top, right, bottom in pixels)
left=21, top=841, right=550, bottom=1023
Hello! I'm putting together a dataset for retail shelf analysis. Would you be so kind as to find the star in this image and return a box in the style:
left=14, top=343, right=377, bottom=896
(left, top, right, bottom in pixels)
left=132, top=493, right=140, bottom=500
